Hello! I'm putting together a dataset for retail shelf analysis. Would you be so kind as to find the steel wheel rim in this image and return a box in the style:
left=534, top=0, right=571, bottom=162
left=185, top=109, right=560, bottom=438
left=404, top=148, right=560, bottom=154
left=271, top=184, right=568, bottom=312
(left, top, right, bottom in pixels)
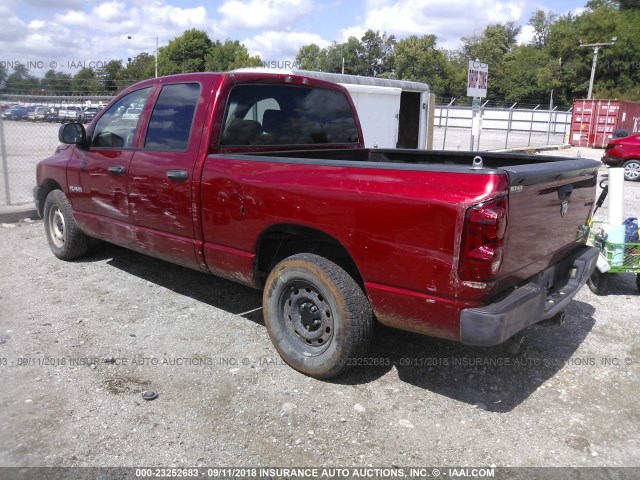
left=625, top=162, right=640, bottom=180
left=48, top=206, right=65, bottom=248
left=279, top=280, right=334, bottom=355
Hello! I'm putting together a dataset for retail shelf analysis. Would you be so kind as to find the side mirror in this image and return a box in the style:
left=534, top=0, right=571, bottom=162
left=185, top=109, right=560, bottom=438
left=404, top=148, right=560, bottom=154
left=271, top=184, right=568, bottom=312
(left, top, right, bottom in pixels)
left=58, top=122, right=87, bottom=145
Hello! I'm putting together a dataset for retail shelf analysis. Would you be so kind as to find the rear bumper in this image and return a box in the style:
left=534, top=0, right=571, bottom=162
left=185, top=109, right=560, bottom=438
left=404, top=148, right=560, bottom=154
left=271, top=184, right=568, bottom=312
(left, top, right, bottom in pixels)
left=602, top=154, right=623, bottom=167
left=460, top=246, right=598, bottom=346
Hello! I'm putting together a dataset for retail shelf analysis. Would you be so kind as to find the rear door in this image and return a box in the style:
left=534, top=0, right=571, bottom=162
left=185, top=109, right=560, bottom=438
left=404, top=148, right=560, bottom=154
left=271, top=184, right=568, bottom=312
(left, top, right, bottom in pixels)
left=127, top=82, right=204, bottom=269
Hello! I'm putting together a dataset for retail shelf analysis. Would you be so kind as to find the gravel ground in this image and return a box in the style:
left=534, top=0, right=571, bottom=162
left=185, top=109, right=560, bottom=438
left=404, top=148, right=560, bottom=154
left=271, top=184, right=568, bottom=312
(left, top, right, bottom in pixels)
left=0, top=153, right=639, bottom=473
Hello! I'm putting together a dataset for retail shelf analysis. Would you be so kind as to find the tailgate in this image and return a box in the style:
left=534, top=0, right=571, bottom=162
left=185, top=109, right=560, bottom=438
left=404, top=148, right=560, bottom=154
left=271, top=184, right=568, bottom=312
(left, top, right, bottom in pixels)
left=498, top=158, right=599, bottom=285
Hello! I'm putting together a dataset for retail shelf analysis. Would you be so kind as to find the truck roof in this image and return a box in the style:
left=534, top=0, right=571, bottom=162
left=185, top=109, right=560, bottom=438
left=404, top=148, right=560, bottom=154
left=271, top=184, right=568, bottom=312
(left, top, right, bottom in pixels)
left=117, top=71, right=354, bottom=98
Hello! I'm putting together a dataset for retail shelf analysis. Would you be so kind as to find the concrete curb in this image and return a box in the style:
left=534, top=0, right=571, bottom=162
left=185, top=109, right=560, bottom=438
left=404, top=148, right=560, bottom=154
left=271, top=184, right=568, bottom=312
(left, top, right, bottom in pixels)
left=0, top=204, right=39, bottom=224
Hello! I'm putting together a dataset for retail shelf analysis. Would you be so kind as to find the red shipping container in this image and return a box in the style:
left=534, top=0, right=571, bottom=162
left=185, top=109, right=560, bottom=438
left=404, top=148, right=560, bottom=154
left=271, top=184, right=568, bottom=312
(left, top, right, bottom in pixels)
left=569, top=99, right=640, bottom=148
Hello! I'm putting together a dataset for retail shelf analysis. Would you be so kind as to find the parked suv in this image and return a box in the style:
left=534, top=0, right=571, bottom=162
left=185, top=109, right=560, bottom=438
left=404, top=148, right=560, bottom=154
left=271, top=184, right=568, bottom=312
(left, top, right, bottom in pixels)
left=602, top=133, right=640, bottom=181
left=44, top=108, right=60, bottom=123
left=58, top=106, right=82, bottom=122
left=79, top=106, right=101, bottom=123
left=2, top=107, right=28, bottom=120
left=28, top=106, right=47, bottom=122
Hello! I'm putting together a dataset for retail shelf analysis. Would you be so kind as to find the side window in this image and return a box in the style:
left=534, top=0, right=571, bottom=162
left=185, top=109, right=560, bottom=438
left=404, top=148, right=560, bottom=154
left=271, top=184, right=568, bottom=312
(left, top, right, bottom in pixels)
left=144, top=83, right=201, bottom=151
left=92, top=87, right=152, bottom=148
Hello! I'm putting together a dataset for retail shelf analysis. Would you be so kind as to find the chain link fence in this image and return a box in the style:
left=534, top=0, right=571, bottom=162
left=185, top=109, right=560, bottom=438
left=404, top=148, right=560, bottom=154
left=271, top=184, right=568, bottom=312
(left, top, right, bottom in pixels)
left=0, top=94, right=112, bottom=206
left=434, top=101, right=572, bottom=151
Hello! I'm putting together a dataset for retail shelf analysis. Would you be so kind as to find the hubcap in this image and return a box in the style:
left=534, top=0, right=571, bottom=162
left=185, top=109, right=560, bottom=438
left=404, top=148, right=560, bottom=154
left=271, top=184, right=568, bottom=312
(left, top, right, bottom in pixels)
left=624, top=162, right=640, bottom=180
left=282, top=283, right=334, bottom=350
left=48, top=206, right=65, bottom=248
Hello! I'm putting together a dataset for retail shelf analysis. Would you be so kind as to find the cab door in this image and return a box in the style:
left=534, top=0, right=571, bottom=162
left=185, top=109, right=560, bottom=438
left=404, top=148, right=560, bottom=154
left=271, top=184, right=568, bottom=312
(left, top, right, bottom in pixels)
left=67, top=87, right=153, bottom=224
left=127, top=82, right=204, bottom=269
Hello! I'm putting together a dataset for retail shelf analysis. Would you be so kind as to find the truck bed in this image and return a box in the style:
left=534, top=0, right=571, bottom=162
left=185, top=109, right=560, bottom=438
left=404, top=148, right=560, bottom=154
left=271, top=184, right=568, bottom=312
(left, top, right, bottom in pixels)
left=244, top=147, right=596, bottom=170
left=203, top=148, right=599, bottom=340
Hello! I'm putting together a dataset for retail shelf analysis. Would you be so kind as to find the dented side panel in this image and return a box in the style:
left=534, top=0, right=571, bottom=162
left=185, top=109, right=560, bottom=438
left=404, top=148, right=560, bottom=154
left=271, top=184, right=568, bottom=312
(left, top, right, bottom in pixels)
left=200, top=157, right=510, bottom=338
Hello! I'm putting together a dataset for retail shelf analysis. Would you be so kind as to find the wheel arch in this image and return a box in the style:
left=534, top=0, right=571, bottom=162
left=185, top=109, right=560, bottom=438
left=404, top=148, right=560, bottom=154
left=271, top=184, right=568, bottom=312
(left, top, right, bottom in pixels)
left=36, top=178, right=63, bottom=217
left=254, top=223, right=364, bottom=290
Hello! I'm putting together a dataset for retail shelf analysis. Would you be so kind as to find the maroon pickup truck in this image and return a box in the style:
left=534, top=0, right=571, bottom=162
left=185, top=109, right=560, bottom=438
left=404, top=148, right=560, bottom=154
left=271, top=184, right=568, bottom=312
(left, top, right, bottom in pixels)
left=34, top=72, right=600, bottom=378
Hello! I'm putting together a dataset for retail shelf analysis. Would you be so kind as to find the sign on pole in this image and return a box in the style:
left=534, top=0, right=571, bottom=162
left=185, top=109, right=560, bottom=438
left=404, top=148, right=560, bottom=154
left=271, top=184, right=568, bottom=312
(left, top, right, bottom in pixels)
left=467, top=60, right=488, bottom=98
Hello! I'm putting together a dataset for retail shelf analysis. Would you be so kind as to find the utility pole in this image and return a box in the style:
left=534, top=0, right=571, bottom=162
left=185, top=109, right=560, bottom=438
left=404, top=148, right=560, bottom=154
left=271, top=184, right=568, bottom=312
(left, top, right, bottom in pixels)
left=579, top=37, right=617, bottom=99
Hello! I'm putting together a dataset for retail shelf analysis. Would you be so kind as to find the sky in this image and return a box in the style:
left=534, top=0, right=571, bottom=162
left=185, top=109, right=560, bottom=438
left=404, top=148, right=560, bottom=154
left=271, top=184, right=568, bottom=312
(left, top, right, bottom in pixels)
left=0, top=0, right=590, bottom=76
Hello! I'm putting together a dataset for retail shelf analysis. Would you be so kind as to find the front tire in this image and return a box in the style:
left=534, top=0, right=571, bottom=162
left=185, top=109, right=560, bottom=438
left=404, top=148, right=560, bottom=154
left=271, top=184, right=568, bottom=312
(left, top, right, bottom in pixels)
left=43, top=190, right=89, bottom=260
left=587, top=269, right=609, bottom=295
left=623, top=159, right=640, bottom=182
left=263, top=253, right=373, bottom=379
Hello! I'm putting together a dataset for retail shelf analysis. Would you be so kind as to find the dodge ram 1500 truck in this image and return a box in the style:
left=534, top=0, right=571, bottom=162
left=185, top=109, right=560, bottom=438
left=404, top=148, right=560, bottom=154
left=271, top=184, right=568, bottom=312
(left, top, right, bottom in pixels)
left=34, top=72, right=600, bottom=378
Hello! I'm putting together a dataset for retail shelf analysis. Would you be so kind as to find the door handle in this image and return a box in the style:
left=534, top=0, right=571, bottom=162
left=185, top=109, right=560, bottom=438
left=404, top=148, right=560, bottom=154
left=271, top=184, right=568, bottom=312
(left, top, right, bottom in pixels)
left=108, top=165, right=126, bottom=176
left=167, top=169, right=189, bottom=182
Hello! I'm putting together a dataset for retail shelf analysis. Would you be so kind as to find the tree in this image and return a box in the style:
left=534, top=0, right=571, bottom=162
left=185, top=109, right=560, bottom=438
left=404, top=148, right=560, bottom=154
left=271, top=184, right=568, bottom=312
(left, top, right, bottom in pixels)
left=586, top=0, right=618, bottom=9
left=390, top=35, right=451, bottom=97
left=360, top=30, right=396, bottom=77
left=124, top=52, right=155, bottom=82
left=529, top=9, right=558, bottom=48
left=205, top=39, right=261, bottom=72
left=459, top=22, right=521, bottom=100
left=461, top=22, right=520, bottom=67
left=295, top=30, right=395, bottom=76
left=4, top=64, right=39, bottom=94
left=41, top=69, right=73, bottom=95
left=338, top=36, right=366, bottom=75
left=72, top=68, right=99, bottom=95
left=158, top=29, right=212, bottom=75
left=322, top=41, right=349, bottom=73
left=619, top=0, right=640, bottom=10
left=0, top=63, right=7, bottom=91
left=296, top=44, right=327, bottom=71
left=96, top=60, right=124, bottom=93
left=546, top=1, right=640, bottom=101
left=290, top=3, right=640, bottom=103
left=500, top=46, right=561, bottom=103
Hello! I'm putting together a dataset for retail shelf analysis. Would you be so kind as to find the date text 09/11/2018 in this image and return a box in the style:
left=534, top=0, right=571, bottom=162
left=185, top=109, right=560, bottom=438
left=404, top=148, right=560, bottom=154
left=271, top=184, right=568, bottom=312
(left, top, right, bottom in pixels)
left=133, top=467, right=497, bottom=478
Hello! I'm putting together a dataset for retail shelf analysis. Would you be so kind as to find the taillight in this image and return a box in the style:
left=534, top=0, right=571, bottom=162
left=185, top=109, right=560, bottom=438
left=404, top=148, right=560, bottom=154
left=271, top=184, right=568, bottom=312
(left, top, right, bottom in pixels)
left=459, top=198, right=508, bottom=281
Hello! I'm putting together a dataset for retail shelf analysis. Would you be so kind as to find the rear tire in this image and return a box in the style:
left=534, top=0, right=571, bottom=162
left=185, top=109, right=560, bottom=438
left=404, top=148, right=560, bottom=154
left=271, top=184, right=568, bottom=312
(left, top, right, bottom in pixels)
left=263, top=253, right=373, bottom=379
left=623, top=159, right=640, bottom=182
left=43, top=190, right=89, bottom=260
left=636, top=274, right=640, bottom=293
left=587, top=269, right=609, bottom=296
